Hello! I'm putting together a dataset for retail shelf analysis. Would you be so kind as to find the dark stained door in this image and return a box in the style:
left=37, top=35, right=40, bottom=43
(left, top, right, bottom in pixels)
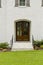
left=16, top=21, right=30, bottom=41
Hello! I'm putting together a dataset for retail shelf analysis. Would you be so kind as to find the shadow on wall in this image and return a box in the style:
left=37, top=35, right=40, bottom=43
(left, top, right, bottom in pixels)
left=10, top=35, right=13, bottom=50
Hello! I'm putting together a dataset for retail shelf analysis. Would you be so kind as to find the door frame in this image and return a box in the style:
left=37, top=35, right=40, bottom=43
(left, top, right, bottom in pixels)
left=14, top=19, right=31, bottom=42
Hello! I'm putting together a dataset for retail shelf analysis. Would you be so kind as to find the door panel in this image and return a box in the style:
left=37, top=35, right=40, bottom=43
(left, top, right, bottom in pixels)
left=16, top=21, right=30, bottom=41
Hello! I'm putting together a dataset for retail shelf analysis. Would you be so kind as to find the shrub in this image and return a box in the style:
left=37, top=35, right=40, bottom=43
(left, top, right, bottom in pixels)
left=33, top=40, right=40, bottom=50
left=0, top=42, right=9, bottom=49
left=33, top=40, right=41, bottom=48
left=40, top=40, right=43, bottom=45
left=33, top=40, right=43, bottom=47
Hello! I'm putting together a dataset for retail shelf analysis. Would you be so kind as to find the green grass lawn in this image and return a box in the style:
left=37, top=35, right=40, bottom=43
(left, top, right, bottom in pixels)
left=0, top=50, right=43, bottom=65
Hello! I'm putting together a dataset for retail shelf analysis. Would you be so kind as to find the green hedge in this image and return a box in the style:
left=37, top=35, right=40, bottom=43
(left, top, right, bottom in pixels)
left=0, top=42, right=9, bottom=49
left=33, top=40, right=43, bottom=47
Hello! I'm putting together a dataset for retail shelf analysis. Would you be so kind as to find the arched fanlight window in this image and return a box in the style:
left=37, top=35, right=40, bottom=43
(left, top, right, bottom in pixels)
left=16, top=20, right=30, bottom=41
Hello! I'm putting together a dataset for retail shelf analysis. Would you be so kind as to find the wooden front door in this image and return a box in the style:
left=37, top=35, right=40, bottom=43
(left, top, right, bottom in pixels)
left=16, top=21, right=30, bottom=41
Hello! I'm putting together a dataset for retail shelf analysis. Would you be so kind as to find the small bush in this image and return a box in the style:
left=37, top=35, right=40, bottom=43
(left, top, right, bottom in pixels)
left=33, top=40, right=40, bottom=47
left=33, top=40, right=41, bottom=50
left=0, top=42, right=9, bottom=49
left=40, top=40, right=43, bottom=45
left=33, top=40, right=43, bottom=49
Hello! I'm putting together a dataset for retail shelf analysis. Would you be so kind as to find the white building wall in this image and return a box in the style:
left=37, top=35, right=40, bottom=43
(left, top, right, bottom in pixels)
left=0, top=0, right=7, bottom=42
left=6, top=0, right=43, bottom=49
left=6, top=0, right=43, bottom=42
left=0, top=0, right=43, bottom=49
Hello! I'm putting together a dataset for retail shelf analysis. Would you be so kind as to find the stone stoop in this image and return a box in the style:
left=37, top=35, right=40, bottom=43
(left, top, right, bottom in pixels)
left=12, top=48, right=33, bottom=51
